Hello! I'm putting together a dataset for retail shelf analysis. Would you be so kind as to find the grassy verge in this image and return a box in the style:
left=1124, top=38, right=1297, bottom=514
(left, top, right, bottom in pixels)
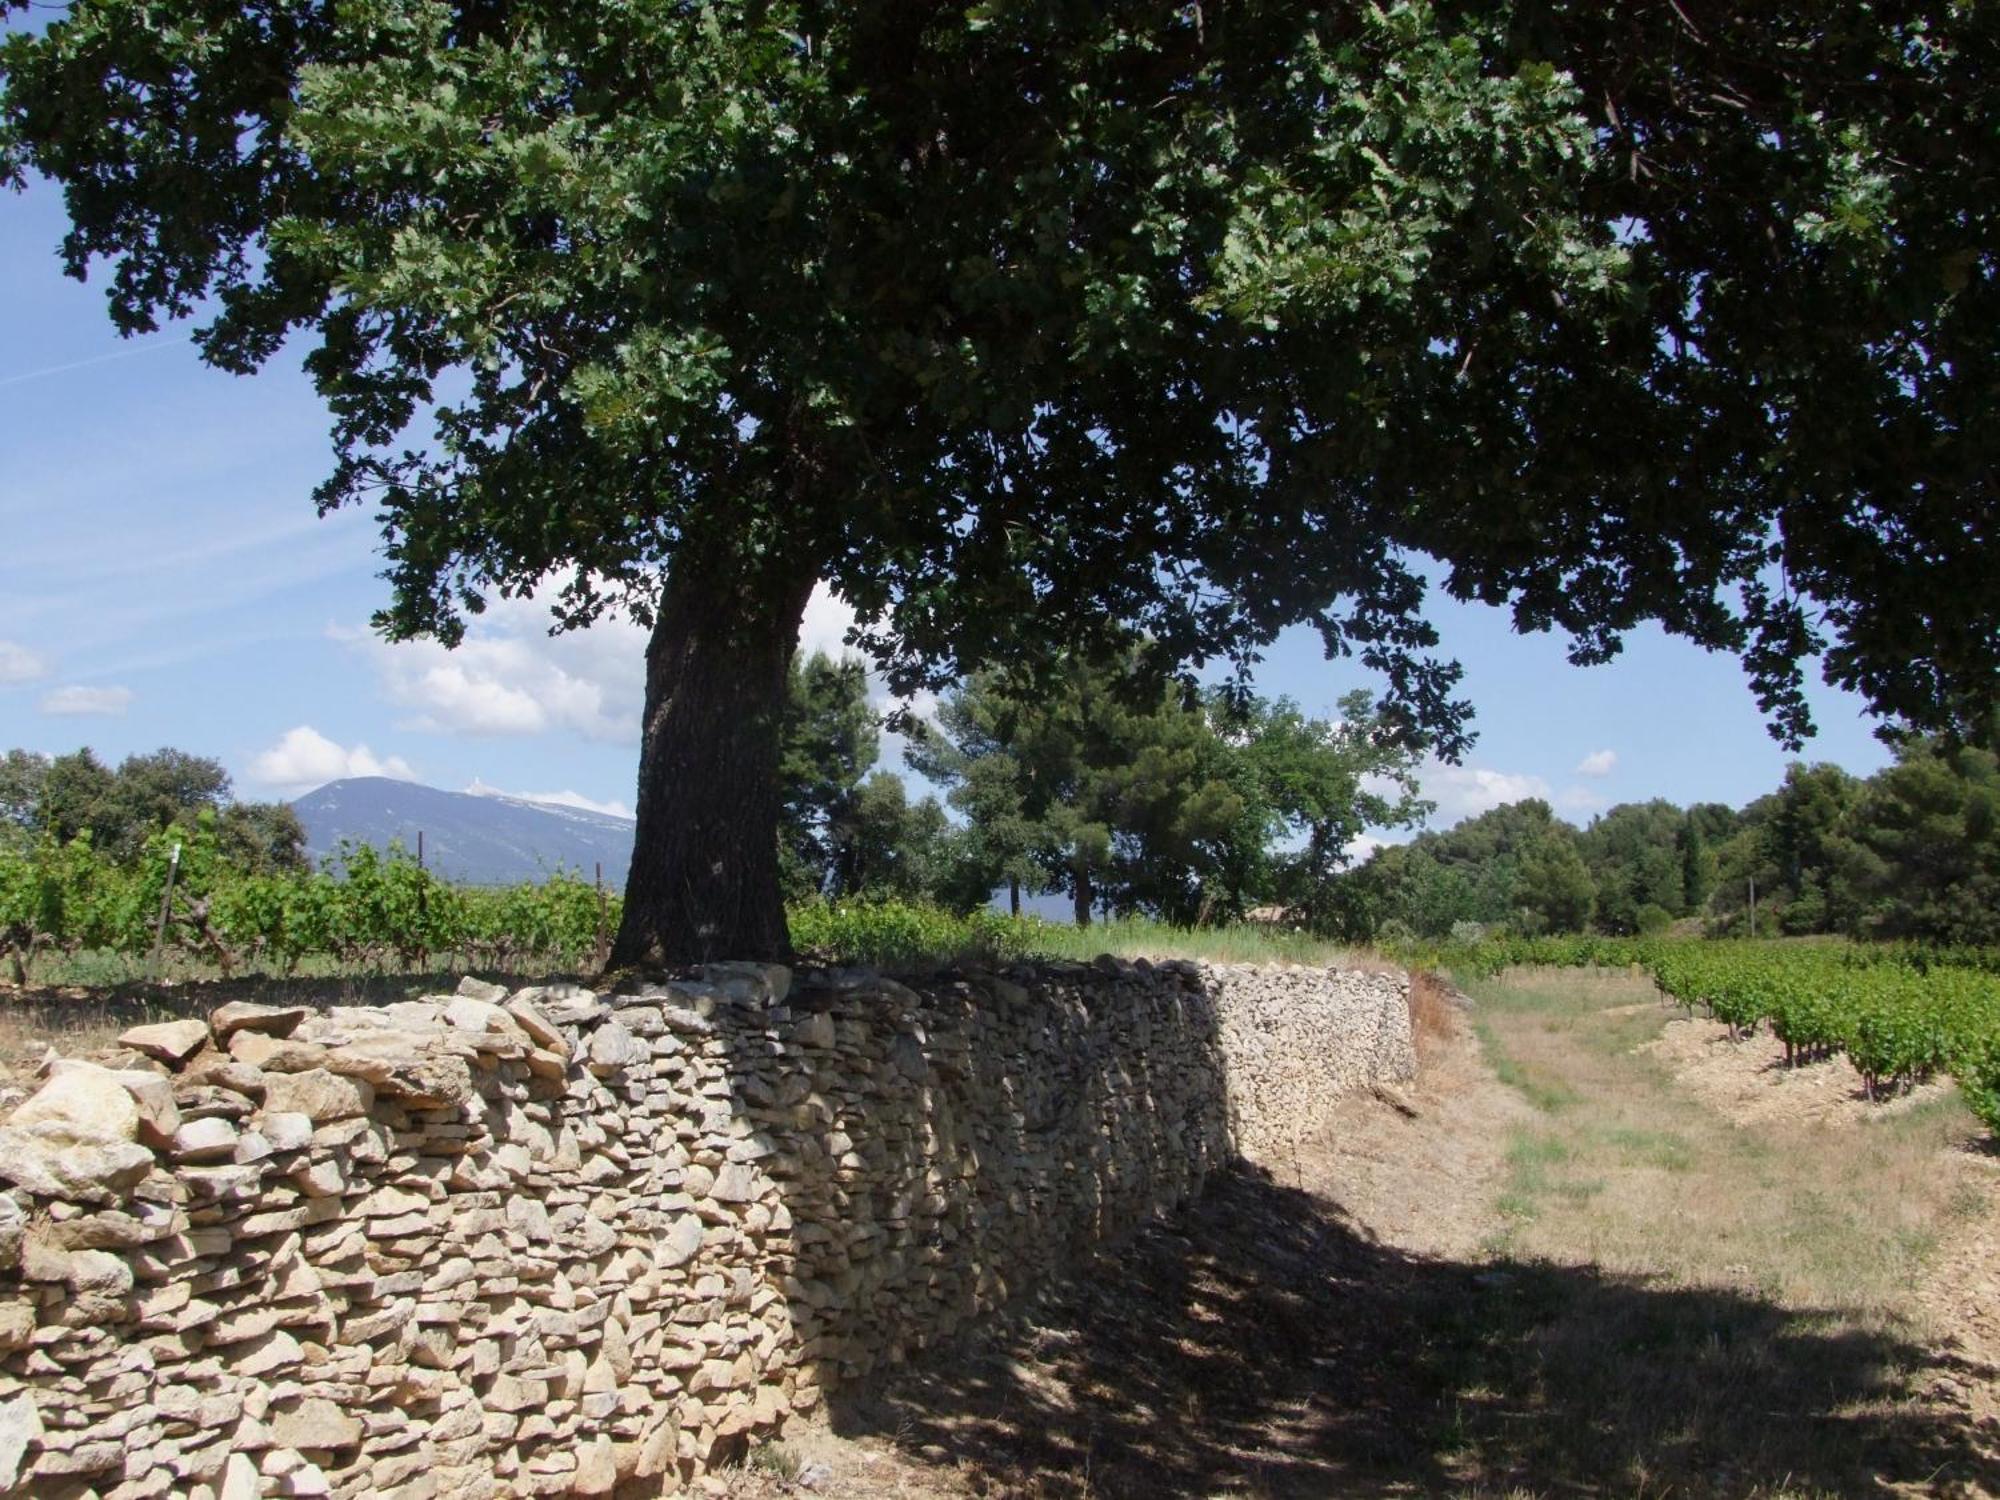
left=1430, top=962, right=1993, bottom=1497
left=1466, top=964, right=1980, bottom=1306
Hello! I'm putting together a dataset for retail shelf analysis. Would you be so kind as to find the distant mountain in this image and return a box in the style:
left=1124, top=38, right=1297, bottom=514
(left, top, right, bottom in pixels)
left=292, top=777, right=634, bottom=887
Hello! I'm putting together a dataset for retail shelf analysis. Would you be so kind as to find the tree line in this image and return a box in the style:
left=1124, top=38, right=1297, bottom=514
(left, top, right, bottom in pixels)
left=9, top=685, right=1991, bottom=958
left=781, top=644, right=1428, bottom=928
left=1339, top=731, right=2000, bottom=948
left=0, top=747, right=306, bottom=871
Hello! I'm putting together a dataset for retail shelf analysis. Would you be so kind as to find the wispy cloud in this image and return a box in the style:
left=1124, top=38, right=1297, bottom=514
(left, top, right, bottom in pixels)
left=0, top=336, right=178, bottom=392
left=39, top=684, right=133, bottom=716
left=0, top=641, right=47, bottom=684
left=346, top=578, right=893, bottom=752
left=1574, top=748, right=1618, bottom=778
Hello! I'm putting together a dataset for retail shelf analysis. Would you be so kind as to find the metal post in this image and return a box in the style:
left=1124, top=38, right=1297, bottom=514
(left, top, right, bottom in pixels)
left=595, top=862, right=608, bottom=969
left=149, top=842, right=182, bottom=979
left=417, top=830, right=425, bottom=869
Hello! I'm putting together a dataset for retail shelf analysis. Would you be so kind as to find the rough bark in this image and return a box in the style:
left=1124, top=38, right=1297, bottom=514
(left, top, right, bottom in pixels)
left=610, top=556, right=816, bottom=969
left=1072, top=865, right=1094, bottom=928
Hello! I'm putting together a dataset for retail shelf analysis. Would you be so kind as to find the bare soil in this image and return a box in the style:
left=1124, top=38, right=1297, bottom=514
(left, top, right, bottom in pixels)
left=718, top=970, right=2000, bottom=1499
left=1642, top=1009, right=1959, bottom=1128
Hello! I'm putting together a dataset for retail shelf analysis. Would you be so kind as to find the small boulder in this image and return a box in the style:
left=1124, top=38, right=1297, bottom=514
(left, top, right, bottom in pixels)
left=657, top=1213, right=705, bottom=1269
left=0, top=1392, right=42, bottom=1491
left=172, top=1117, right=240, bottom=1164
left=585, top=1021, right=647, bottom=1076
left=11, top=1062, right=140, bottom=1146
left=106, top=1069, right=181, bottom=1148
left=209, top=1001, right=307, bottom=1043
left=229, top=1031, right=329, bottom=1073
left=259, top=1111, right=313, bottom=1153
left=269, top=1397, right=362, bottom=1452
left=504, top=997, right=569, bottom=1057
left=117, top=1019, right=212, bottom=1067
left=455, top=975, right=510, bottom=1004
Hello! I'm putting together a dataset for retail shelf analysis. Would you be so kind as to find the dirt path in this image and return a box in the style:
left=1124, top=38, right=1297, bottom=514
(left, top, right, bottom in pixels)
left=723, top=969, right=2000, bottom=1500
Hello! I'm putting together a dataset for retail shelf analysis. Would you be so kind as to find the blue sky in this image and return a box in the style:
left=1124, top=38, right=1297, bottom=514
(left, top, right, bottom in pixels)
left=0, top=172, right=1895, bottom=838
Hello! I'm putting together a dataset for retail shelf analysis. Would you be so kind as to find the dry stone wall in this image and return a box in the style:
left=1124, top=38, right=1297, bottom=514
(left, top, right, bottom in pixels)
left=0, top=957, right=1411, bottom=1498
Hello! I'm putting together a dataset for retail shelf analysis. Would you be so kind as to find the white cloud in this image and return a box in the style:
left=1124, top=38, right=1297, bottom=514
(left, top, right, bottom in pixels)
left=1344, top=832, right=1392, bottom=864
left=341, top=582, right=648, bottom=744
left=1420, top=761, right=1553, bottom=825
left=346, top=578, right=901, bottom=756
left=1574, top=748, right=1618, bottom=778
left=1556, top=784, right=1610, bottom=817
left=798, top=582, right=863, bottom=662
left=465, top=779, right=632, bottom=820
left=249, top=726, right=417, bottom=795
left=39, top=684, right=132, bottom=716
left=0, top=641, right=48, bottom=684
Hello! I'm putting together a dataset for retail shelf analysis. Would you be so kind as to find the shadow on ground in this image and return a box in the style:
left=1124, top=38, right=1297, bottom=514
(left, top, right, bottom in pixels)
left=827, top=1163, right=1999, bottom=1499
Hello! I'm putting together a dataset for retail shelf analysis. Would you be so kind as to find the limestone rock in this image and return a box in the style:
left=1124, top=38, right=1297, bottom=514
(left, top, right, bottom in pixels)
left=219, top=1452, right=261, bottom=1500
left=317, top=1034, right=473, bottom=1108
left=118, top=1019, right=211, bottom=1067
left=172, top=1116, right=240, bottom=1163
left=210, top=1002, right=308, bottom=1043
left=260, top=1111, right=313, bottom=1153
left=455, top=976, right=510, bottom=1004
left=229, top=1032, right=330, bottom=1073
left=12, top=1062, right=141, bottom=1146
left=0, top=1128, right=154, bottom=1203
left=584, top=1022, right=646, bottom=1076
left=108, top=1068, right=182, bottom=1148
left=0, top=1392, right=42, bottom=1491
left=259, top=1070, right=373, bottom=1124
left=659, top=1213, right=705, bottom=1268
left=503, top=998, right=568, bottom=1057
left=269, top=1398, right=362, bottom=1451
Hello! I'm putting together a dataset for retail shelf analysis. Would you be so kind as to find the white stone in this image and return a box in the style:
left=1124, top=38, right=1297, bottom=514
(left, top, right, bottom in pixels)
left=11, top=1062, right=140, bottom=1145
left=0, top=1392, right=42, bottom=1490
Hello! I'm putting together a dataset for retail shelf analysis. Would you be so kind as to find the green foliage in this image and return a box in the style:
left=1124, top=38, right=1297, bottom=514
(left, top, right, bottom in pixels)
left=1577, top=800, right=1687, bottom=933
left=913, top=651, right=1424, bottom=928
left=786, top=899, right=1044, bottom=971
left=1349, top=799, right=1595, bottom=939
left=0, top=825, right=617, bottom=979
left=1840, top=738, right=2000, bottom=946
left=777, top=652, right=880, bottom=901
left=2, top=744, right=304, bottom=872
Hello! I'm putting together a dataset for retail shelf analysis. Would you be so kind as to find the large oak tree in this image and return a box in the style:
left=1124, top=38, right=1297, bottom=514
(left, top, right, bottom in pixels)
left=6, top=2, right=1995, bottom=963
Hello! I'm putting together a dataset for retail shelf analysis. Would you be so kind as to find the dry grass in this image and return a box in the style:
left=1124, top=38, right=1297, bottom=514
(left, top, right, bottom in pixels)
left=0, top=996, right=170, bottom=1092
left=1464, top=966, right=1988, bottom=1323
left=1406, top=968, right=1459, bottom=1058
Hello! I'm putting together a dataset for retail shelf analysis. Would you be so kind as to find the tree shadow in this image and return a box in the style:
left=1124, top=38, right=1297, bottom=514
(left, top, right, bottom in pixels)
left=824, top=1162, right=1999, bottom=1498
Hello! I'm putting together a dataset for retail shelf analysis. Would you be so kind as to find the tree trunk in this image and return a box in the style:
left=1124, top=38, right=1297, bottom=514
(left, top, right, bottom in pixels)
left=610, top=557, right=816, bottom=969
left=1072, top=865, right=1094, bottom=928
left=1008, top=878, right=1021, bottom=918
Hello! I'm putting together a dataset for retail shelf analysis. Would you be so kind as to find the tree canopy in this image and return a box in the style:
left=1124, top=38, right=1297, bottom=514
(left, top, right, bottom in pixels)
left=0, top=745, right=307, bottom=871
left=8, top=1, right=1996, bottom=960
left=911, top=649, right=1426, bottom=926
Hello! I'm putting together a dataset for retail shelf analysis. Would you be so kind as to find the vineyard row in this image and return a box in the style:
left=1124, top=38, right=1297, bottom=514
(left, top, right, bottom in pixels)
left=1399, top=933, right=2000, bottom=1135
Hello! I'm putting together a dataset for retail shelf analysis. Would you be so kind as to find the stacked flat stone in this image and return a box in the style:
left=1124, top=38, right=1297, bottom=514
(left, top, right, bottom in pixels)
left=0, top=958, right=1412, bottom=1498
left=1203, top=964, right=1417, bottom=1160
